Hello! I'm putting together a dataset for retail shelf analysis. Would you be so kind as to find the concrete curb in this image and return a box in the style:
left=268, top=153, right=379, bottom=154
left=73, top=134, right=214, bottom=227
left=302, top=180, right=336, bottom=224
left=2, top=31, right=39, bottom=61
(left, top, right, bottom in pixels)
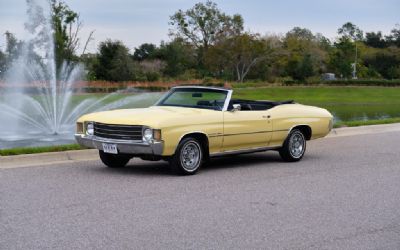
left=328, top=123, right=400, bottom=138
left=0, top=149, right=98, bottom=169
left=1, top=123, right=399, bottom=169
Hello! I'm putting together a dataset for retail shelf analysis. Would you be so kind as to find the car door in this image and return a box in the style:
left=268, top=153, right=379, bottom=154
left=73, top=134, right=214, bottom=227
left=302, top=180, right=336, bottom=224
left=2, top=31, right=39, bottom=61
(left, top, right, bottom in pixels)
left=222, top=109, right=273, bottom=152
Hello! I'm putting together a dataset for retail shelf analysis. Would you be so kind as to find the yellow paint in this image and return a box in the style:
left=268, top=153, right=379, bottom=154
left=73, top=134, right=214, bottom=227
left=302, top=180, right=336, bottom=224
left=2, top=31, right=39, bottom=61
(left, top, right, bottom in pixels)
left=77, top=103, right=332, bottom=156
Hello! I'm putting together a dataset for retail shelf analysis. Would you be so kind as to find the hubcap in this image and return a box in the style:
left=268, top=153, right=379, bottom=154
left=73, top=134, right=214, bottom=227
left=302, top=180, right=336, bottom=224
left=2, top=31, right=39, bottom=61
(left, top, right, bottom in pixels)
left=180, top=141, right=201, bottom=171
left=289, top=132, right=305, bottom=158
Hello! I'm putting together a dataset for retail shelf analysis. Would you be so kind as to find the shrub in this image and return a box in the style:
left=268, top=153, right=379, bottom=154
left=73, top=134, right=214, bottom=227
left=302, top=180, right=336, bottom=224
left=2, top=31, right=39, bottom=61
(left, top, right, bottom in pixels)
left=282, top=78, right=400, bottom=86
left=145, top=72, right=160, bottom=82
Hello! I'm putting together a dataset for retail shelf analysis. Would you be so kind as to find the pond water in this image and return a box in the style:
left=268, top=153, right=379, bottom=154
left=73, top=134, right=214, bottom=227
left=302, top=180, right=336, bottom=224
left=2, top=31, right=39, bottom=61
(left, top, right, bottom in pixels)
left=316, top=103, right=400, bottom=122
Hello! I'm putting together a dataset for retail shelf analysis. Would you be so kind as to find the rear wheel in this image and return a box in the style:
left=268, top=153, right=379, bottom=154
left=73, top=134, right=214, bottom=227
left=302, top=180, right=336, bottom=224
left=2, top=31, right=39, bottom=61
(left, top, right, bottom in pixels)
left=170, top=137, right=203, bottom=175
left=99, top=151, right=131, bottom=168
left=279, top=129, right=306, bottom=162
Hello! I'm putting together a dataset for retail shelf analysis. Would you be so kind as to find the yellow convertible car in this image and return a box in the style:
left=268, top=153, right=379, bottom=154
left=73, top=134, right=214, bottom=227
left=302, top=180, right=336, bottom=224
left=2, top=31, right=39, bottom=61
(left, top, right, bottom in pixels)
left=75, top=86, right=333, bottom=175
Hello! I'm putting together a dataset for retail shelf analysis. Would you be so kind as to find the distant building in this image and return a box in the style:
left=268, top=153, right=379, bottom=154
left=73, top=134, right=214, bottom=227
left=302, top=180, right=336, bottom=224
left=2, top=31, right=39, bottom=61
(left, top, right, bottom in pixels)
left=321, top=73, right=336, bottom=81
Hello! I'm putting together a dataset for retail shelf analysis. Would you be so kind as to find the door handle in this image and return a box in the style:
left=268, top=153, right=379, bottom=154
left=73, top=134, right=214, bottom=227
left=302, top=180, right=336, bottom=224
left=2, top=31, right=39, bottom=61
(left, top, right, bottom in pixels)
left=262, top=115, right=271, bottom=119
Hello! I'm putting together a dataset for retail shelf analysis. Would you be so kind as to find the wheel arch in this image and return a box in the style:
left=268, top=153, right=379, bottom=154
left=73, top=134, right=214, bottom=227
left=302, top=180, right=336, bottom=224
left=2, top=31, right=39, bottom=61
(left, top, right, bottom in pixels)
left=289, top=124, right=312, bottom=140
left=177, top=132, right=210, bottom=157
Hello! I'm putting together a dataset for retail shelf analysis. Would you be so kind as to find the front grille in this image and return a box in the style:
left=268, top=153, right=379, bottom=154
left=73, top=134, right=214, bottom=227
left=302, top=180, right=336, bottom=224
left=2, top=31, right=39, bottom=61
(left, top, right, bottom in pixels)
left=94, top=122, right=143, bottom=141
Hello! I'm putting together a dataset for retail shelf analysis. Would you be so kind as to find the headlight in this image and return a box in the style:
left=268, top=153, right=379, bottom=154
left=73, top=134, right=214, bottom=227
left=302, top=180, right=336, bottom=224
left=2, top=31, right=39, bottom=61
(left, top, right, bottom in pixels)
left=86, top=122, right=94, bottom=136
left=143, top=128, right=153, bottom=142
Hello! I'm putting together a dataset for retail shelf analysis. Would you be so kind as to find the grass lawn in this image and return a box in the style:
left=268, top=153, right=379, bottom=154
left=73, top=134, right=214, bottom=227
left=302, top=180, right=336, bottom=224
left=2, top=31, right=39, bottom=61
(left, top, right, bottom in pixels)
left=0, top=144, right=83, bottom=156
left=232, top=86, right=400, bottom=122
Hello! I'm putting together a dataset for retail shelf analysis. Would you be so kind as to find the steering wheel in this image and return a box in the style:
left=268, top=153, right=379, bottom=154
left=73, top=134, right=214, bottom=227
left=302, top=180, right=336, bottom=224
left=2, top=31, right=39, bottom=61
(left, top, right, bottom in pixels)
left=212, top=100, right=223, bottom=110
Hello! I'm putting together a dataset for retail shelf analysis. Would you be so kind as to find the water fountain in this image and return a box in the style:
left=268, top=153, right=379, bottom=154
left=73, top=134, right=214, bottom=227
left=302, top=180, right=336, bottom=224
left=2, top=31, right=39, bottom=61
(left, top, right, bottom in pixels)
left=0, top=0, right=161, bottom=149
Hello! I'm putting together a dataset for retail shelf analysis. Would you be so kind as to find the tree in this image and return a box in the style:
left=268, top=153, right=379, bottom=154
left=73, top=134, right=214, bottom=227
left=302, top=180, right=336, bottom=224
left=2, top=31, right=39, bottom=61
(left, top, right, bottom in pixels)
left=329, top=37, right=355, bottom=78
left=158, top=38, right=197, bottom=77
left=386, top=24, right=400, bottom=47
left=132, top=43, right=158, bottom=61
left=0, top=50, right=6, bottom=78
left=315, top=33, right=332, bottom=50
left=205, top=33, right=268, bottom=82
left=139, top=59, right=166, bottom=81
left=338, top=22, right=363, bottom=41
left=286, top=54, right=315, bottom=81
left=51, top=0, right=80, bottom=67
left=363, top=47, right=400, bottom=79
left=4, top=31, right=21, bottom=60
left=335, top=23, right=364, bottom=78
left=51, top=0, right=94, bottom=70
left=286, top=27, right=315, bottom=40
left=365, top=32, right=386, bottom=48
left=95, top=40, right=136, bottom=81
left=169, top=1, right=243, bottom=51
left=282, top=28, right=328, bottom=80
left=0, top=31, right=24, bottom=76
left=80, top=53, right=98, bottom=80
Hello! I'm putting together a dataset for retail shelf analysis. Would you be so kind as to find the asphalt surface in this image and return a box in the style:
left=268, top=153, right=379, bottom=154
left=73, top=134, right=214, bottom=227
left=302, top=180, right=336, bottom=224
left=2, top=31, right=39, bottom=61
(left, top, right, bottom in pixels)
left=1, top=132, right=400, bottom=250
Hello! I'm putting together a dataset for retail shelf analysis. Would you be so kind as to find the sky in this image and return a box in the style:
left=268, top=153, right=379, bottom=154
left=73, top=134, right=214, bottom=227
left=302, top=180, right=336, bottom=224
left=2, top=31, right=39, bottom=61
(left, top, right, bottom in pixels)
left=0, top=0, right=399, bottom=54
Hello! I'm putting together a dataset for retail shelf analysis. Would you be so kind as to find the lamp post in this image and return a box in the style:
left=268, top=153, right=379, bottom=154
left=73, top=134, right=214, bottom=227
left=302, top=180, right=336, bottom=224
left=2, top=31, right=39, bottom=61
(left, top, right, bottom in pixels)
left=352, top=42, right=358, bottom=79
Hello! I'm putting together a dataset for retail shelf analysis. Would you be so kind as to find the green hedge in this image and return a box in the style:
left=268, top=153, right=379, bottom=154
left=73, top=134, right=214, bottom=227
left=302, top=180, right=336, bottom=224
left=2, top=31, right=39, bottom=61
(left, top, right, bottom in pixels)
left=201, top=82, right=225, bottom=87
left=79, top=82, right=225, bottom=93
left=80, top=86, right=167, bottom=93
left=283, top=79, right=400, bottom=86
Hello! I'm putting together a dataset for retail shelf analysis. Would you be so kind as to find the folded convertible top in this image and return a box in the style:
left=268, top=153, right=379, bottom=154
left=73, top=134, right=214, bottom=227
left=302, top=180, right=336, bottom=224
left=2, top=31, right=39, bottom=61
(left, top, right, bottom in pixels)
left=229, top=99, right=295, bottom=111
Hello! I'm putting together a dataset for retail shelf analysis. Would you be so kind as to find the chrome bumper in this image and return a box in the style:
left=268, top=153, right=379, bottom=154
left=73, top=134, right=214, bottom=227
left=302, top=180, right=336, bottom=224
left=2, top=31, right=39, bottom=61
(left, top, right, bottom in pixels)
left=75, top=134, right=163, bottom=155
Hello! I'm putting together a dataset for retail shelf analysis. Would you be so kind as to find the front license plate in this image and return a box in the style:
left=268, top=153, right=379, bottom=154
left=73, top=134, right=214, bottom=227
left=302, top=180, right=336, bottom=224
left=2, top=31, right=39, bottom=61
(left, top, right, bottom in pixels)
left=102, top=143, right=118, bottom=154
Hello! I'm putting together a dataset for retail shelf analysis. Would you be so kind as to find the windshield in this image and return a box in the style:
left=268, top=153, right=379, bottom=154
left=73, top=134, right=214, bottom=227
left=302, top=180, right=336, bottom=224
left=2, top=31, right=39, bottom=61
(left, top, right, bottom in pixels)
left=156, top=88, right=228, bottom=111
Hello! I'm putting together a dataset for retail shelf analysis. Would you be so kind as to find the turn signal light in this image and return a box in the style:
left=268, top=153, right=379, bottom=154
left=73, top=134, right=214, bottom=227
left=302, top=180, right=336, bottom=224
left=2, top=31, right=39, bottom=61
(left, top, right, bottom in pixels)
left=76, top=122, right=83, bottom=134
left=153, top=129, right=162, bottom=141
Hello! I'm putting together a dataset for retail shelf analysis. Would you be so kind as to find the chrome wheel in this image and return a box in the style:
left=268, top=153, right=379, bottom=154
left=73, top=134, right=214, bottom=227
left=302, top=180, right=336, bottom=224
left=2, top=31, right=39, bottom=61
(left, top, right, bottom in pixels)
left=180, top=141, right=202, bottom=172
left=289, top=132, right=305, bottom=158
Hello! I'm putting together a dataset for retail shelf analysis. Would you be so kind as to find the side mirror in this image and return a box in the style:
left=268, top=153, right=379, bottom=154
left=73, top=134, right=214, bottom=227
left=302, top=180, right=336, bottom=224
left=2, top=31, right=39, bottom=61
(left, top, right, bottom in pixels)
left=231, top=104, right=241, bottom=112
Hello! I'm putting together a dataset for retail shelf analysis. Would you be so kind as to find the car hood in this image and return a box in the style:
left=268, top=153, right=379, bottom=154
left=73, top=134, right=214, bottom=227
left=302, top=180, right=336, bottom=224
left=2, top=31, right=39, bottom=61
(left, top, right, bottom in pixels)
left=77, top=106, right=218, bottom=128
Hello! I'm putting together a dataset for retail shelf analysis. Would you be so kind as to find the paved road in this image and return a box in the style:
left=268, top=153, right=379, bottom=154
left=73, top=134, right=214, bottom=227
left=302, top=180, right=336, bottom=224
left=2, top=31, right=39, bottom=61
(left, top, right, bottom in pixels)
left=1, top=132, right=400, bottom=250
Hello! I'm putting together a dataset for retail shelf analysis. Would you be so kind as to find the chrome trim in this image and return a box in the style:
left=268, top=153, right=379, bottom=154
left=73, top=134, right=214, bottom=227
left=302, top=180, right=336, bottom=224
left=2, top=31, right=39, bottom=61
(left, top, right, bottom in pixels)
left=180, top=140, right=202, bottom=172
left=208, top=129, right=287, bottom=138
left=93, top=127, right=142, bottom=133
left=208, top=133, right=223, bottom=137
left=93, top=122, right=143, bottom=141
left=154, top=90, right=172, bottom=106
left=177, top=131, right=210, bottom=142
left=94, top=131, right=142, bottom=137
left=222, top=89, right=233, bottom=112
left=210, top=146, right=280, bottom=157
left=75, top=134, right=163, bottom=155
left=171, top=85, right=230, bottom=91
left=223, top=130, right=273, bottom=136
left=94, top=122, right=143, bottom=128
left=289, top=131, right=305, bottom=158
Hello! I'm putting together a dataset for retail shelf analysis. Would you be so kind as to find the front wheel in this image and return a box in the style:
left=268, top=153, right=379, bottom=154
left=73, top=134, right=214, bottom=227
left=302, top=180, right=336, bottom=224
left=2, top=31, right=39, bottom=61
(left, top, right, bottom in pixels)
left=279, top=129, right=306, bottom=162
left=170, top=137, right=204, bottom=175
left=99, top=151, right=132, bottom=168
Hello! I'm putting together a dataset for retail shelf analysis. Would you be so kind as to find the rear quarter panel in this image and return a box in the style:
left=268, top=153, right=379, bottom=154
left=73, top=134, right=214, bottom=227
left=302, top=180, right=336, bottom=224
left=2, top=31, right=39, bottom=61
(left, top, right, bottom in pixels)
left=268, top=104, right=332, bottom=147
